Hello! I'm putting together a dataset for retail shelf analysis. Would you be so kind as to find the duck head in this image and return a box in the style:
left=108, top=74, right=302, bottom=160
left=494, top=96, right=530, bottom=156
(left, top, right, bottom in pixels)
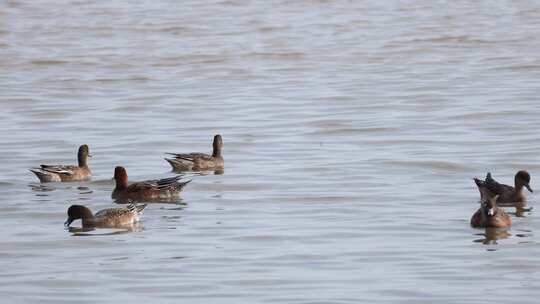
left=65, top=205, right=93, bottom=227
left=77, top=144, right=91, bottom=167
left=484, top=194, right=500, bottom=217
left=515, top=170, right=533, bottom=193
left=114, top=166, right=129, bottom=188
left=212, top=134, right=223, bottom=157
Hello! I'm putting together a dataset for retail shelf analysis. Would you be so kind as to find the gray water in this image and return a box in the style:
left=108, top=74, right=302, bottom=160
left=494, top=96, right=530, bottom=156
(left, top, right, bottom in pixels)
left=1, top=1, right=540, bottom=303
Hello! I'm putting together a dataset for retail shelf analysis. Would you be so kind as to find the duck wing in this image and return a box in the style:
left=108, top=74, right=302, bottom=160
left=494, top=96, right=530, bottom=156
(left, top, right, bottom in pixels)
left=484, top=172, right=514, bottom=194
left=94, top=207, right=128, bottom=218
left=165, top=152, right=211, bottom=162
left=155, top=175, right=184, bottom=189
left=95, top=204, right=146, bottom=217
left=38, top=164, right=76, bottom=176
left=126, top=181, right=155, bottom=192
left=127, top=176, right=189, bottom=192
left=155, top=176, right=191, bottom=191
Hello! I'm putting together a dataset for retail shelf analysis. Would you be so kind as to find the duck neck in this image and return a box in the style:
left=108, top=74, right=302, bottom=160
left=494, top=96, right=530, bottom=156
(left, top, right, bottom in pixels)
left=115, top=175, right=128, bottom=189
left=514, top=179, right=524, bottom=192
left=79, top=207, right=95, bottom=226
left=78, top=153, right=88, bottom=168
left=212, top=146, right=221, bottom=158
left=116, top=179, right=128, bottom=190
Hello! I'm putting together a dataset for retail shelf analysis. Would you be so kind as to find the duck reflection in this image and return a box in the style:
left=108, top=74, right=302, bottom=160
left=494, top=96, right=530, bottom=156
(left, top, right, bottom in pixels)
left=29, top=183, right=56, bottom=192
left=474, top=228, right=511, bottom=245
left=67, top=223, right=143, bottom=236
left=190, top=169, right=224, bottom=176
left=114, top=198, right=186, bottom=206
left=514, top=206, right=533, bottom=218
left=29, top=182, right=95, bottom=197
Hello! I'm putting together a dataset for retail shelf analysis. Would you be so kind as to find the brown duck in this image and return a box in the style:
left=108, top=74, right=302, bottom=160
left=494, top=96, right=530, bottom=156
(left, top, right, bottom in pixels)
left=165, top=134, right=224, bottom=171
left=64, top=203, right=147, bottom=228
left=112, top=166, right=190, bottom=202
left=470, top=188, right=511, bottom=228
left=474, top=170, right=533, bottom=207
left=30, top=144, right=92, bottom=182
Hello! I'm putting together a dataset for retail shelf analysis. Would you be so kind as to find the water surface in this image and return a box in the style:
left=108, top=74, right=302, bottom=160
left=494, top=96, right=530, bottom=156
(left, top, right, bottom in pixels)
left=1, top=1, right=540, bottom=303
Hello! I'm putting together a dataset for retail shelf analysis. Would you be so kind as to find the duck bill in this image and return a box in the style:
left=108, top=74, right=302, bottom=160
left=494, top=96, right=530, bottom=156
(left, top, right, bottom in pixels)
left=64, top=218, right=74, bottom=227
left=525, top=184, right=533, bottom=193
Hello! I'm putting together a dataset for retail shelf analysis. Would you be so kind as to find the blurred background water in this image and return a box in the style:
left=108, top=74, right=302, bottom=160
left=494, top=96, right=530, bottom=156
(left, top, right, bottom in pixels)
left=1, top=0, right=540, bottom=303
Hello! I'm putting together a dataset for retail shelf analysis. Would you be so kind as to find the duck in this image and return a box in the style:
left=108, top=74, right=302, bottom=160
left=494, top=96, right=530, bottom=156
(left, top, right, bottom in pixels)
left=470, top=188, right=511, bottom=228
left=164, top=134, right=224, bottom=171
left=64, top=203, right=146, bottom=228
left=29, top=144, right=92, bottom=182
left=112, top=166, right=190, bottom=202
left=474, top=170, right=533, bottom=207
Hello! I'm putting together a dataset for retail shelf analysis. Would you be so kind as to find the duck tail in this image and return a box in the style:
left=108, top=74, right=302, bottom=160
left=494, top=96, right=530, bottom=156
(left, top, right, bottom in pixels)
left=127, top=203, right=147, bottom=214
left=135, top=204, right=147, bottom=214
left=29, top=168, right=40, bottom=174
left=473, top=177, right=485, bottom=188
left=164, top=158, right=190, bottom=171
left=178, top=179, right=192, bottom=190
left=29, top=168, right=51, bottom=182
